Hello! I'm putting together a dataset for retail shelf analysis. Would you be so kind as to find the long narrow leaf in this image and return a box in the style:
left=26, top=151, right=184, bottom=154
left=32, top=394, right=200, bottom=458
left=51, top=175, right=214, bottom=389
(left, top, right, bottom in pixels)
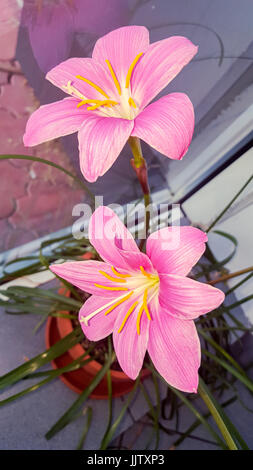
left=198, top=377, right=248, bottom=450
left=100, top=376, right=140, bottom=450
left=0, top=327, right=83, bottom=390
left=45, top=351, right=115, bottom=439
left=76, top=407, right=93, bottom=450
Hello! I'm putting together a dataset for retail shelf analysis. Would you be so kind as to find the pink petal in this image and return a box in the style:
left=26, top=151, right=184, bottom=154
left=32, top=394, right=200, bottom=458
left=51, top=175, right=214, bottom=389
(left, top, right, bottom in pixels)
left=92, top=25, right=150, bottom=83
left=89, top=206, right=144, bottom=271
left=50, top=260, right=130, bottom=297
left=23, top=97, right=86, bottom=146
left=132, top=93, right=194, bottom=160
left=148, top=300, right=200, bottom=392
left=46, top=57, right=116, bottom=101
left=79, top=294, right=119, bottom=341
left=131, top=36, right=198, bottom=108
left=159, top=274, right=225, bottom=320
left=113, top=296, right=150, bottom=379
left=146, top=226, right=208, bottom=276
left=113, top=243, right=154, bottom=273
left=78, top=116, right=133, bottom=182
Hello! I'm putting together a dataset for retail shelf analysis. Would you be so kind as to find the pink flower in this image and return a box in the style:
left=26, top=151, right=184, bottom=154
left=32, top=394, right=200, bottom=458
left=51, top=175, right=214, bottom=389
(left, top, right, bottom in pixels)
left=23, top=25, right=198, bottom=182
left=50, top=206, right=225, bottom=393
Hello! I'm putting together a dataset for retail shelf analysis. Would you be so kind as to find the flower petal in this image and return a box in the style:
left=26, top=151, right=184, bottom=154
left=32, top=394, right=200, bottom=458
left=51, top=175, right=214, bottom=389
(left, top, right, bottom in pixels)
left=159, top=274, right=225, bottom=320
left=23, top=97, right=86, bottom=146
left=50, top=260, right=131, bottom=297
left=78, top=115, right=133, bottom=182
left=132, top=93, right=194, bottom=160
left=113, top=296, right=150, bottom=379
left=46, top=57, right=116, bottom=100
left=131, top=36, right=198, bottom=108
left=92, top=25, right=150, bottom=83
left=146, top=226, right=207, bottom=276
left=79, top=294, right=119, bottom=341
left=148, top=300, right=200, bottom=392
left=89, top=206, right=141, bottom=271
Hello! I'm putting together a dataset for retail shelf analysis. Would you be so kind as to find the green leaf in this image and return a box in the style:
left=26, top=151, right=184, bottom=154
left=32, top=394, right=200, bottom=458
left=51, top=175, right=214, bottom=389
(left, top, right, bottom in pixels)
left=202, top=348, right=253, bottom=393
left=45, top=350, right=115, bottom=440
left=139, top=381, right=160, bottom=450
left=99, top=342, right=113, bottom=450
left=198, top=377, right=248, bottom=450
left=0, top=327, right=83, bottom=390
left=206, top=174, right=253, bottom=232
left=198, top=329, right=246, bottom=376
left=0, top=356, right=93, bottom=407
left=76, top=407, right=93, bottom=450
left=145, top=364, right=227, bottom=449
left=225, top=271, right=253, bottom=296
left=99, top=376, right=140, bottom=450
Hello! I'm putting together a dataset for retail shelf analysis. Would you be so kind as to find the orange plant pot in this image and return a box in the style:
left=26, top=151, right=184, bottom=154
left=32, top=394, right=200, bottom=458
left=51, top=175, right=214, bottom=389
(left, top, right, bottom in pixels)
left=45, top=289, right=150, bottom=399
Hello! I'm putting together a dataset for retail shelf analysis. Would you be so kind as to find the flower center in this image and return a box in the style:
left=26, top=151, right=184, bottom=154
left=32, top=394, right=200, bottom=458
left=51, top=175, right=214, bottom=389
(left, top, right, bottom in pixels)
left=62, top=53, right=144, bottom=120
left=80, top=265, right=159, bottom=335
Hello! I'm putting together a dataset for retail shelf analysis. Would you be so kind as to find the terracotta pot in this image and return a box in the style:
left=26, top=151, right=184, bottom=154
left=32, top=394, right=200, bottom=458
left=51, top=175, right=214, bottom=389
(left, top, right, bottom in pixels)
left=45, top=288, right=150, bottom=399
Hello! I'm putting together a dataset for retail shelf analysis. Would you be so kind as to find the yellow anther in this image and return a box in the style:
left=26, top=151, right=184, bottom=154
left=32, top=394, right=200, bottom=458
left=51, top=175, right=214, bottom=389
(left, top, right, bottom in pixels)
left=111, top=266, right=131, bottom=278
left=118, top=300, right=139, bottom=333
left=125, top=52, right=144, bottom=88
left=140, top=266, right=151, bottom=278
left=104, top=292, right=133, bottom=316
left=76, top=75, right=110, bottom=98
left=99, top=270, right=126, bottom=283
left=105, top=59, right=121, bottom=96
left=94, top=284, right=129, bottom=291
left=128, top=97, right=137, bottom=108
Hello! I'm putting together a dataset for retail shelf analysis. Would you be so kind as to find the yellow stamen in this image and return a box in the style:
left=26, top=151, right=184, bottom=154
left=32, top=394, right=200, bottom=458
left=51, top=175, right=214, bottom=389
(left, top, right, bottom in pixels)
left=142, top=289, right=151, bottom=320
left=140, top=266, right=151, bottom=278
left=77, top=99, right=106, bottom=108
left=76, top=75, right=110, bottom=98
left=118, top=300, right=139, bottom=333
left=111, top=266, right=131, bottom=278
left=125, top=52, right=144, bottom=88
left=99, top=270, right=126, bottom=283
left=105, top=59, right=121, bottom=96
left=94, top=284, right=129, bottom=291
left=136, top=289, right=151, bottom=335
left=87, top=100, right=118, bottom=111
left=104, top=292, right=133, bottom=316
left=128, top=97, right=137, bottom=108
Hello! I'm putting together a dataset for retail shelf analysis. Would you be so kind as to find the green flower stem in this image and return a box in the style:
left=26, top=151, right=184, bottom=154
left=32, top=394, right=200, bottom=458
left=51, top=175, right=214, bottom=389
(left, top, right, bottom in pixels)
left=128, top=137, right=150, bottom=250
left=198, top=377, right=239, bottom=450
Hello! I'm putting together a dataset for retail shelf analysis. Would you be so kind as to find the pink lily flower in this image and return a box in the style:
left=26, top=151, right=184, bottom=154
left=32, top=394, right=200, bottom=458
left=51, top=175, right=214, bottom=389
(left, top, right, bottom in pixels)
left=23, top=25, right=198, bottom=182
left=50, top=206, right=225, bottom=393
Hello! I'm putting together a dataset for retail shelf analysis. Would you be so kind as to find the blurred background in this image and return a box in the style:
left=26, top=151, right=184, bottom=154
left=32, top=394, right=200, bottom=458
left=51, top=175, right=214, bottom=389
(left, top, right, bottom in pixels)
left=0, top=0, right=252, bottom=251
